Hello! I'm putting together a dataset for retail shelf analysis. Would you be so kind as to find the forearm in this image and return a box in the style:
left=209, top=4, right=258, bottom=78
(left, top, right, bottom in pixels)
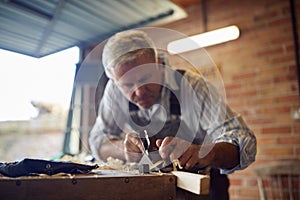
left=98, top=139, right=126, bottom=162
left=207, top=142, right=239, bottom=170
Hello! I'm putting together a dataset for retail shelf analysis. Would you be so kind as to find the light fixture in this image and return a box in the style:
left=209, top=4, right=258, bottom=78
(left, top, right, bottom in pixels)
left=167, top=25, right=240, bottom=54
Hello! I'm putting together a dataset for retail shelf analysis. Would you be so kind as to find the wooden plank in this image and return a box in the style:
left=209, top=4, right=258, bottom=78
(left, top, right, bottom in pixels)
left=171, top=171, right=210, bottom=195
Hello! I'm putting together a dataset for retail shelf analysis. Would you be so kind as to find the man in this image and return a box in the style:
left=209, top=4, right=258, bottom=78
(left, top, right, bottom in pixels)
left=89, top=29, right=256, bottom=199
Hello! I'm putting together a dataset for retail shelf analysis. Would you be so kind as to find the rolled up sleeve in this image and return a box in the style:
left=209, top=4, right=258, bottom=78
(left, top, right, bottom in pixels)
left=214, top=116, right=257, bottom=174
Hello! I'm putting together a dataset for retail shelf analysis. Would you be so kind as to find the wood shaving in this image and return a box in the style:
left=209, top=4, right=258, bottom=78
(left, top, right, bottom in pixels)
left=172, top=159, right=183, bottom=171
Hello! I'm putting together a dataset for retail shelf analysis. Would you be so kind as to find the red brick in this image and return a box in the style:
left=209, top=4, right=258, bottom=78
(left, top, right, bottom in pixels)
left=273, top=113, right=295, bottom=124
left=261, top=126, right=291, bottom=134
left=274, top=73, right=298, bottom=83
left=246, top=118, right=275, bottom=126
left=229, top=178, right=242, bottom=186
left=245, top=97, right=274, bottom=107
left=256, top=46, right=284, bottom=57
left=232, top=72, right=257, bottom=81
left=269, top=35, right=294, bottom=45
left=268, top=16, right=292, bottom=27
left=257, top=137, right=278, bottom=145
left=261, top=147, right=294, bottom=156
left=271, top=54, right=296, bottom=64
left=263, top=106, right=291, bottom=115
left=253, top=10, right=279, bottom=21
left=296, top=148, right=300, bottom=155
left=259, top=82, right=296, bottom=96
left=289, top=64, right=297, bottom=72
left=293, top=124, right=300, bottom=133
left=275, top=95, right=299, bottom=103
left=258, top=65, right=288, bottom=77
left=278, top=136, right=300, bottom=145
left=238, top=187, right=260, bottom=198
left=225, top=83, right=242, bottom=91
left=228, top=89, right=257, bottom=99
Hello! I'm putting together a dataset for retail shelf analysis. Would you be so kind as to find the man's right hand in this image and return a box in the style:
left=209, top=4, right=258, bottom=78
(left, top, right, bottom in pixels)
left=123, top=132, right=145, bottom=162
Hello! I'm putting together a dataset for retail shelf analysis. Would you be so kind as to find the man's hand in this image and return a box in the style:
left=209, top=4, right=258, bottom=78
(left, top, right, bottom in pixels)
left=123, top=132, right=145, bottom=162
left=156, top=136, right=210, bottom=169
left=156, top=137, right=239, bottom=170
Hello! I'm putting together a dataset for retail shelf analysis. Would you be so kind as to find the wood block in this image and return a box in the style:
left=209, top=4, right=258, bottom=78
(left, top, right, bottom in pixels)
left=171, top=171, right=210, bottom=195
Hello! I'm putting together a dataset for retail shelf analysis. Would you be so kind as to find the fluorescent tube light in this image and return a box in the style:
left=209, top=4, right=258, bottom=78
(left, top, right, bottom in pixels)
left=167, top=25, right=240, bottom=54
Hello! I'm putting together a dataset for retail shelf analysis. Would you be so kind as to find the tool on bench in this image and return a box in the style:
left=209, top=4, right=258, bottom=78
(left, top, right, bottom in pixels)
left=139, top=130, right=180, bottom=173
left=138, top=131, right=206, bottom=174
left=138, top=130, right=153, bottom=173
left=141, top=130, right=150, bottom=157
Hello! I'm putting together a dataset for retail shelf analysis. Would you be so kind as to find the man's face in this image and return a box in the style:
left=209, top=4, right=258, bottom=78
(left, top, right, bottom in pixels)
left=111, top=53, right=162, bottom=109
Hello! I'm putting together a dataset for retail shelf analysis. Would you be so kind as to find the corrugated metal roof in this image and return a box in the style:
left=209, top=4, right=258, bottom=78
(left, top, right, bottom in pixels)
left=0, top=0, right=187, bottom=58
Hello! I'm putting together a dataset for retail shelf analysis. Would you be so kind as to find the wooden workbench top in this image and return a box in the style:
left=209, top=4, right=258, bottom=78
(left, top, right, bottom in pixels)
left=0, top=170, right=210, bottom=200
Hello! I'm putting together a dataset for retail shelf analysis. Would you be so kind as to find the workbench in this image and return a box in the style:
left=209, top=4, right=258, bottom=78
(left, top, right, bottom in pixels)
left=0, top=170, right=210, bottom=200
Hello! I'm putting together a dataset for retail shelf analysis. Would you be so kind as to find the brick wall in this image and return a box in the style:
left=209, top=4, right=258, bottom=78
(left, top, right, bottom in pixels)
left=161, top=0, right=300, bottom=199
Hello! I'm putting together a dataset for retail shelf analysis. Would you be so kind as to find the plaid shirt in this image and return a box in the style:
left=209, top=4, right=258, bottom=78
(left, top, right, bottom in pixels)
left=89, top=69, right=256, bottom=174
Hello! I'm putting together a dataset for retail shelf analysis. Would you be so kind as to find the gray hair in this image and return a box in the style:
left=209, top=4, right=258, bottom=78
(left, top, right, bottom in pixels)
left=102, top=29, right=157, bottom=79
